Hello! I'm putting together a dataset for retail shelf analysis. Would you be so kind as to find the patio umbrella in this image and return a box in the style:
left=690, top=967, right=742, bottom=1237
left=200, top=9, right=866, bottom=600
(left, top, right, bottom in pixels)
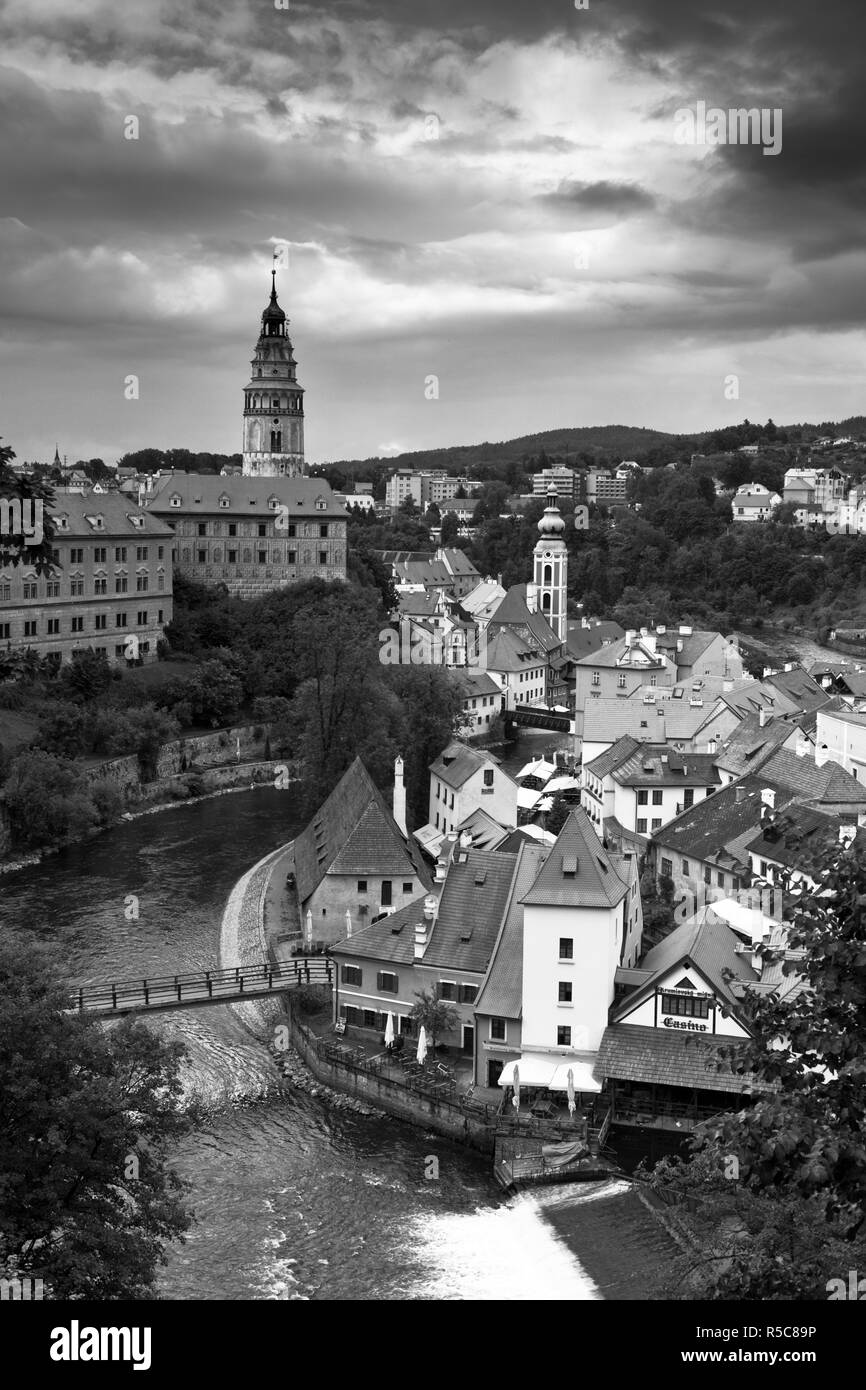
left=305, top=909, right=313, bottom=947
left=512, top=1064, right=520, bottom=1110
left=384, top=1012, right=395, bottom=1048
left=416, top=1026, right=428, bottom=1064
left=345, top=908, right=353, bottom=939
left=567, top=1067, right=576, bottom=1117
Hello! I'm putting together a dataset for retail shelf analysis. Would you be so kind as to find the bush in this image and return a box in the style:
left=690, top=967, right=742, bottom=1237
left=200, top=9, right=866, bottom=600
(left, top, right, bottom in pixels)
left=89, top=779, right=124, bottom=825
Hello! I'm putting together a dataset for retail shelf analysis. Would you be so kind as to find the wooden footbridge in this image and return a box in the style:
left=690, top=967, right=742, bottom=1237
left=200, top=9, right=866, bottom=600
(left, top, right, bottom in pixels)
left=68, top=956, right=334, bottom=1017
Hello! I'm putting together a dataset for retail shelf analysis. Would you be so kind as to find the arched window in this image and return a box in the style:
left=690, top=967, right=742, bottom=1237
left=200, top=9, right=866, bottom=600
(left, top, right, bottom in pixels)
left=271, top=430, right=282, bottom=451
left=543, top=564, right=552, bottom=586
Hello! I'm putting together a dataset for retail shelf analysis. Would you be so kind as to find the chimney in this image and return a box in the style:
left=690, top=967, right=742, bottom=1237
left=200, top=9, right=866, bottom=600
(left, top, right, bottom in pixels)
left=758, top=706, right=768, bottom=728
left=761, top=788, right=776, bottom=811
left=625, top=629, right=637, bottom=647
left=656, top=624, right=666, bottom=635
left=676, top=639, right=683, bottom=653
left=393, top=755, right=407, bottom=835
left=459, top=829, right=473, bottom=852
left=735, top=785, right=747, bottom=804
left=784, top=662, right=794, bottom=672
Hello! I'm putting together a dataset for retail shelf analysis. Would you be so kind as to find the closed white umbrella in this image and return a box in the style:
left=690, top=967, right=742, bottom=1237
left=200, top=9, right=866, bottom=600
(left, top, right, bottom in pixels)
left=512, top=1064, right=520, bottom=1111
left=384, top=1012, right=395, bottom=1048
left=567, top=1067, right=576, bottom=1117
left=416, top=1025, right=428, bottom=1064
left=345, top=908, right=353, bottom=939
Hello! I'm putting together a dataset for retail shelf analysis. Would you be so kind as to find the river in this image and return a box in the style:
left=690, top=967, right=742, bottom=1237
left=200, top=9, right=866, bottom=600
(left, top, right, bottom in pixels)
left=0, top=776, right=675, bottom=1301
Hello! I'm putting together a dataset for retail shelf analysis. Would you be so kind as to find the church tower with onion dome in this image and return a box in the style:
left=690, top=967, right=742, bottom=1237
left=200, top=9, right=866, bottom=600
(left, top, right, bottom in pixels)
left=242, top=271, right=306, bottom=477
left=533, top=491, right=568, bottom=641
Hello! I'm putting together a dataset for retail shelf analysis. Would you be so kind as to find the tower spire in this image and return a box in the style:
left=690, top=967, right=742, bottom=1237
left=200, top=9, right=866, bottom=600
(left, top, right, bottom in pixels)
left=241, top=266, right=305, bottom=478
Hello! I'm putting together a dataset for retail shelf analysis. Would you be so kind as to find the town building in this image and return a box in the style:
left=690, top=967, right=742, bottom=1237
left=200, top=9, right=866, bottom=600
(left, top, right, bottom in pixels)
left=531, top=467, right=576, bottom=501
left=417, top=741, right=518, bottom=853
left=293, top=757, right=431, bottom=943
left=0, top=493, right=173, bottom=665
left=580, top=695, right=738, bottom=765
left=731, top=482, right=781, bottom=521
left=242, top=271, right=305, bottom=477
left=498, top=810, right=642, bottom=1094
left=332, top=838, right=530, bottom=1055
left=384, top=471, right=478, bottom=514
left=585, top=469, right=628, bottom=504
left=378, top=548, right=481, bottom=601
left=815, top=705, right=866, bottom=780
left=594, top=913, right=767, bottom=1130
left=146, top=472, right=346, bottom=599
left=582, top=736, right=720, bottom=845
left=447, top=667, right=504, bottom=736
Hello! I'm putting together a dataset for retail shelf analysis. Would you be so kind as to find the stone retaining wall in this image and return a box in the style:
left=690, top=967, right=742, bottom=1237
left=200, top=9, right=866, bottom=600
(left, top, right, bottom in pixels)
left=287, top=1013, right=495, bottom=1154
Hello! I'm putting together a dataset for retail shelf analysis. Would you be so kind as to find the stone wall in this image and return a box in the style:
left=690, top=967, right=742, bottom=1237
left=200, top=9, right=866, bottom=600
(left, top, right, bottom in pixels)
left=287, top=1013, right=495, bottom=1154
left=81, top=723, right=295, bottom=798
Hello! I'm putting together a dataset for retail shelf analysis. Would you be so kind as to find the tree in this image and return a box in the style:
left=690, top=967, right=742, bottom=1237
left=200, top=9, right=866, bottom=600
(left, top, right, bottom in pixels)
left=410, top=987, right=459, bottom=1053
left=0, top=937, right=193, bottom=1299
left=439, top=512, right=460, bottom=546
left=288, top=585, right=400, bottom=799
left=58, top=649, right=113, bottom=704
left=647, top=830, right=866, bottom=1298
left=384, top=666, right=464, bottom=828
left=3, top=749, right=99, bottom=848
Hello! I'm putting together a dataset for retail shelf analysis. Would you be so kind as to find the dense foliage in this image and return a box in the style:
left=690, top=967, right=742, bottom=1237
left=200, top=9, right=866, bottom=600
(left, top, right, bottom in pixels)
left=647, top=833, right=866, bottom=1299
left=0, top=937, right=194, bottom=1299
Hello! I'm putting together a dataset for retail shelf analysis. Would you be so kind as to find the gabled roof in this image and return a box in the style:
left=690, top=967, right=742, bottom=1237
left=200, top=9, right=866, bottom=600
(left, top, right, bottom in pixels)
left=430, top=740, right=503, bottom=790
left=46, top=493, right=174, bottom=538
left=756, top=748, right=866, bottom=805
left=447, top=668, right=502, bottom=700
left=487, top=583, right=561, bottom=654
left=484, top=627, right=547, bottom=674
left=652, top=776, right=793, bottom=865
left=618, top=914, right=759, bottom=1014
left=744, top=804, right=864, bottom=868
left=295, top=757, right=430, bottom=904
left=582, top=698, right=729, bottom=746
left=334, top=847, right=519, bottom=973
left=714, top=712, right=793, bottom=777
left=522, top=809, right=630, bottom=909
left=762, top=667, right=829, bottom=712
left=456, top=806, right=509, bottom=851
left=565, top=620, right=624, bottom=661
left=585, top=734, right=644, bottom=780
left=396, top=590, right=440, bottom=617
left=148, top=470, right=345, bottom=518
left=608, top=744, right=721, bottom=789
left=474, top=843, right=548, bottom=1019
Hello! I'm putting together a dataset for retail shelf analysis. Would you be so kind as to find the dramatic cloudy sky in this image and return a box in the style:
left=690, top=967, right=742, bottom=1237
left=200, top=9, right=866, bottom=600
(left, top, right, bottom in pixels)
left=2, top=0, right=865, bottom=464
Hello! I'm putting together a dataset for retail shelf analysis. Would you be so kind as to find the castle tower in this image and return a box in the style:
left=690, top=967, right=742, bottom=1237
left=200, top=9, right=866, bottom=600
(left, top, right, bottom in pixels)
left=533, top=491, right=568, bottom=641
left=242, top=271, right=305, bottom=477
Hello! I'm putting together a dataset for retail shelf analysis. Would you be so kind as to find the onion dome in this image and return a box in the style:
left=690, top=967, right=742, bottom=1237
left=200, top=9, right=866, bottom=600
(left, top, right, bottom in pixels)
left=538, top=491, right=566, bottom=536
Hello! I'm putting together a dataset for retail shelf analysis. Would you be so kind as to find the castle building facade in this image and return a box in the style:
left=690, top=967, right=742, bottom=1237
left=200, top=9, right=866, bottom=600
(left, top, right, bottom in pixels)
left=242, top=271, right=305, bottom=478
left=0, top=494, right=173, bottom=665
left=147, top=472, right=346, bottom=600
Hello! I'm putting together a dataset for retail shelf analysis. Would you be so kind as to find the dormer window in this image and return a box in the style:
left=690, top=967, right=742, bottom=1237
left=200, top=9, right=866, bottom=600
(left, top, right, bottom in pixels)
left=315, top=496, right=327, bottom=511
left=268, top=496, right=280, bottom=510
left=85, top=514, right=104, bottom=530
left=170, top=494, right=182, bottom=508
left=218, top=495, right=230, bottom=509
left=54, top=514, right=69, bottom=531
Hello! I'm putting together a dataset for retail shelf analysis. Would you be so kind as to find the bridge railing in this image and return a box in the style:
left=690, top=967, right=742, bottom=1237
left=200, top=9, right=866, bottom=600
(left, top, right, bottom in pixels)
left=68, top=957, right=333, bottom=1013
